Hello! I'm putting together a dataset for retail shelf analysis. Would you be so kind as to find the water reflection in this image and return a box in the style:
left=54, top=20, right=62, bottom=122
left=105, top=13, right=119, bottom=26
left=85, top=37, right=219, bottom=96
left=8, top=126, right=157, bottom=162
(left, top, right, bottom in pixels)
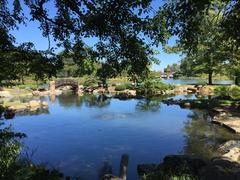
left=136, top=99, right=160, bottom=112
left=183, top=109, right=240, bottom=160
left=136, top=96, right=171, bottom=112
left=57, top=93, right=111, bottom=108
left=3, top=93, right=240, bottom=179
left=84, top=94, right=111, bottom=108
left=57, top=92, right=84, bottom=107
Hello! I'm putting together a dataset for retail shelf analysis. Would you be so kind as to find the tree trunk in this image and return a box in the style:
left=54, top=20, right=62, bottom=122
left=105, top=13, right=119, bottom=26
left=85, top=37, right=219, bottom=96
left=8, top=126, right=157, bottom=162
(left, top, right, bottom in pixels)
left=208, top=71, right=213, bottom=85
left=235, top=76, right=239, bottom=85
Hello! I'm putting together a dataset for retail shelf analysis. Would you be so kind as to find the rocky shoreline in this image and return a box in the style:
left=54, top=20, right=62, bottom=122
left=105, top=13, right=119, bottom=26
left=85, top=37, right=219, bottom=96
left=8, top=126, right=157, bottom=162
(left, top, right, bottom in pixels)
left=138, top=152, right=240, bottom=180
left=138, top=140, right=240, bottom=179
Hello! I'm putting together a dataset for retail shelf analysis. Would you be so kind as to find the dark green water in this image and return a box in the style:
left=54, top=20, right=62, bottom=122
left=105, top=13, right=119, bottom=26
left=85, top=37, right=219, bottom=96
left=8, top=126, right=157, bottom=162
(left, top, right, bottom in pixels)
left=3, top=93, right=239, bottom=179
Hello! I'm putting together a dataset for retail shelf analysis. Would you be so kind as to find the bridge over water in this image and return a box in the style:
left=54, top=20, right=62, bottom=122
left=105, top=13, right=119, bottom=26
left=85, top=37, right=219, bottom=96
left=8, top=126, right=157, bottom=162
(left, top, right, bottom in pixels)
left=49, top=79, right=79, bottom=92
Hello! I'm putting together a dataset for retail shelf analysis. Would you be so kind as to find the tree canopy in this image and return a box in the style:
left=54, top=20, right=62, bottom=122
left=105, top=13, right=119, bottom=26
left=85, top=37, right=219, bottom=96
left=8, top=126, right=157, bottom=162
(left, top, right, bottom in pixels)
left=1, top=0, right=240, bottom=84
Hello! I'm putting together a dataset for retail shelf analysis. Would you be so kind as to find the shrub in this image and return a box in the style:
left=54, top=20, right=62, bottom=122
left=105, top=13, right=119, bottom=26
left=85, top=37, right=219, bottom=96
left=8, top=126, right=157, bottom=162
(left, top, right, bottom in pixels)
left=214, top=85, right=240, bottom=99
left=137, top=79, right=175, bottom=97
left=214, top=86, right=230, bottom=97
left=83, top=77, right=99, bottom=88
left=115, top=83, right=132, bottom=91
left=229, top=86, right=240, bottom=99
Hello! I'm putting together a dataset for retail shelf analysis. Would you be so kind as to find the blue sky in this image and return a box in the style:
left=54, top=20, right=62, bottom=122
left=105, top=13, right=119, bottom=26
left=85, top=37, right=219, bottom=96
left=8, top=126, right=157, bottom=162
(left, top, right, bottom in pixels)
left=10, top=0, right=182, bottom=71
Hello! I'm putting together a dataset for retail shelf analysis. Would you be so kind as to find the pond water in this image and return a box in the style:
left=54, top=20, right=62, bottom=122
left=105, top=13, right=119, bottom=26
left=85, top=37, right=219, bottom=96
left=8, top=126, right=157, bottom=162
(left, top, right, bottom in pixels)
left=3, top=93, right=239, bottom=179
left=162, top=79, right=233, bottom=85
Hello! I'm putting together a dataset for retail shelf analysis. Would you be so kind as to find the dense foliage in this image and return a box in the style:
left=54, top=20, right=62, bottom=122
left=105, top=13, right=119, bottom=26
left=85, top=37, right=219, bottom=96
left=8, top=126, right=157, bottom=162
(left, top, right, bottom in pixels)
left=159, top=0, right=240, bottom=84
left=1, top=0, right=240, bottom=84
left=214, top=85, right=240, bottom=99
left=137, top=79, right=175, bottom=97
left=0, top=28, right=62, bottom=86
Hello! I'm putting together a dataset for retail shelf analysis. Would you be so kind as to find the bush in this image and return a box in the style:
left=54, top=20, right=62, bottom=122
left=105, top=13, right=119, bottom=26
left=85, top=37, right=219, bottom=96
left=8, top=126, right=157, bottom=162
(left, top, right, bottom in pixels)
left=229, top=86, right=240, bottom=99
left=214, top=86, right=230, bottom=97
left=214, top=85, right=240, bottom=99
left=83, top=77, right=99, bottom=88
left=137, top=79, right=175, bottom=97
left=115, top=83, right=132, bottom=91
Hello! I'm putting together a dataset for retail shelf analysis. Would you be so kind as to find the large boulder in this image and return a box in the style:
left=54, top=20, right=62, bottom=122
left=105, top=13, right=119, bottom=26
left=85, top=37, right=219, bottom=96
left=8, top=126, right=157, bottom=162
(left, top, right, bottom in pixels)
left=42, top=101, right=48, bottom=107
left=77, top=89, right=84, bottom=96
left=28, top=100, right=40, bottom=108
left=125, top=90, right=136, bottom=96
left=200, top=157, right=240, bottom=180
left=32, top=90, right=41, bottom=96
left=219, top=140, right=240, bottom=153
left=199, top=86, right=212, bottom=95
left=187, top=87, right=198, bottom=93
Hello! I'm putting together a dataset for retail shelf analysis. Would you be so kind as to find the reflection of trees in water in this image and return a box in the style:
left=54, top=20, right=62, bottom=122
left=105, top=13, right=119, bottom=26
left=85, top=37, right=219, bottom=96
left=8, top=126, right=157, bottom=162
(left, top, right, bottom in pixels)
left=57, top=92, right=84, bottom=107
left=183, top=110, right=240, bottom=160
left=16, top=108, right=49, bottom=117
left=136, top=99, right=160, bottom=112
left=0, top=108, right=50, bottom=120
left=84, top=94, right=111, bottom=108
left=57, top=93, right=110, bottom=108
left=136, top=96, right=170, bottom=112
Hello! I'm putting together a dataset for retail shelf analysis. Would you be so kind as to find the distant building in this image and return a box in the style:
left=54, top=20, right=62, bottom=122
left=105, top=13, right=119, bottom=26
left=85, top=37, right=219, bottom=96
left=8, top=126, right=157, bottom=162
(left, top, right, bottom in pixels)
left=160, top=71, right=175, bottom=79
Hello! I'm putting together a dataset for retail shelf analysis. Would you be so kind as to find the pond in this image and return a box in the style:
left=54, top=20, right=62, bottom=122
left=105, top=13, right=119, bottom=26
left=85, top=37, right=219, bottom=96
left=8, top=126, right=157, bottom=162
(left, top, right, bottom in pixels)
left=162, top=79, right=233, bottom=85
left=3, top=93, right=239, bottom=179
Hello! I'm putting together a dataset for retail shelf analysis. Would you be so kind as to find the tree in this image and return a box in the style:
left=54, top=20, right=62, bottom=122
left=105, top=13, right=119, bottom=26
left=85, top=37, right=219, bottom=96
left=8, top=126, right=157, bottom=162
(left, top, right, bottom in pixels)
left=0, top=1, right=63, bottom=85
left=160, top=1, right=228, bottom=84
left=22, top=0, right=167, bottom=81
left=0, top=32, right=62, bottom=85
left=179, top=58, right=195, bottom=77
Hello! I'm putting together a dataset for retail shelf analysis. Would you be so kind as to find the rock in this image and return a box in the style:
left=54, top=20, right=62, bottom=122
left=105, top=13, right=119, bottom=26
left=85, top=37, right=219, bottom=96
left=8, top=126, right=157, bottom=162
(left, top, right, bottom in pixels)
left=222, top=147, right=240, bottom=162
left=78, top=85, right=84, bottom=89
left=55, top=89, right=62, bottom=96
left=28, top=100, right=40, bottom=108
left=33, top=90, right=50, bottom=96
left=211, top=108, right=228, bottom=117
left=32, top=90, right=41, bottom=96
left=114, top=92, right=134, bottom=100
left=182, top=102, right=191, bottom=108
left=212, top=116, right=240, bottom=133
left=92, top=89, right=99, bottom=94
left=187, top=87, right=197, bottom=93
left=195, top=85, right=203, bottom=89
left=49, top=81, right=55, bottom=92
left=199, top=86, right=212, bottom=96
left=77, top=89, right=84, bottom=96
left=200, top=157, right=240, bottom=180
left=125, top=90, right=136, bottom=96
left=174, top=87, right=187, bottom=94
left=42, top=101, right=48, bottom=107
left=219, top=140, right=240, bottom=153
